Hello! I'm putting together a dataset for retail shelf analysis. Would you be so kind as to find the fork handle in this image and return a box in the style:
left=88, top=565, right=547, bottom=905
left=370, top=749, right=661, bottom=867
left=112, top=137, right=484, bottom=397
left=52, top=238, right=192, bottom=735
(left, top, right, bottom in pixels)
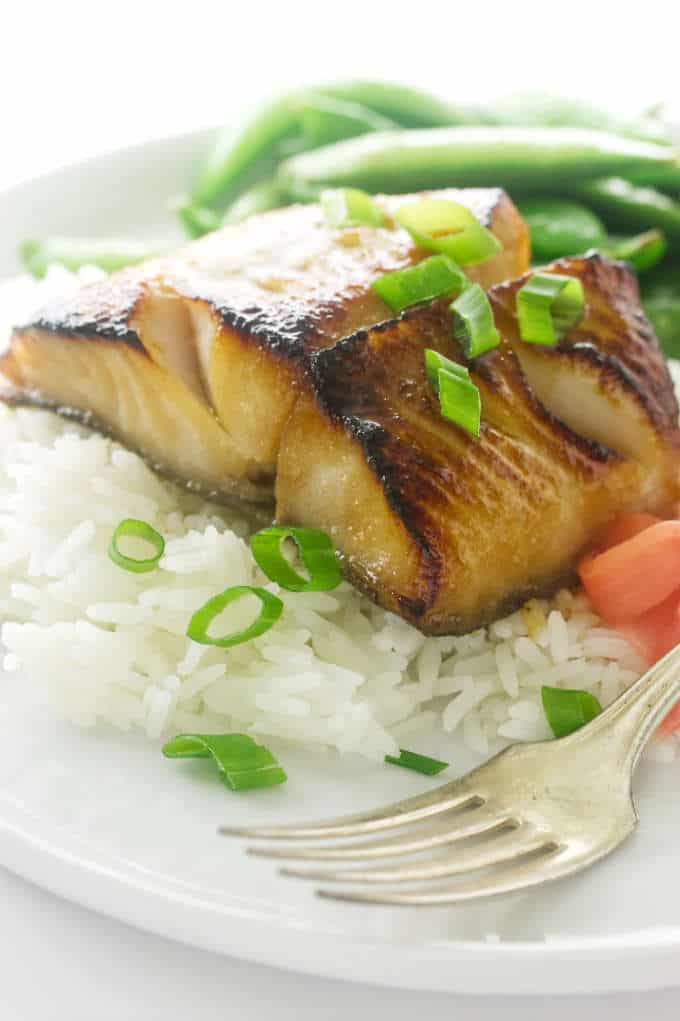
left=584, top=643, right=680, bottom=771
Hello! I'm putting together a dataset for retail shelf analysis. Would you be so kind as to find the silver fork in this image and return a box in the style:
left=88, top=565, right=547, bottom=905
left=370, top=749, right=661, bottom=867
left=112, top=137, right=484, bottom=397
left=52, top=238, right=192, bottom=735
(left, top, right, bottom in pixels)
left=220, top=645, right=680, bottom=906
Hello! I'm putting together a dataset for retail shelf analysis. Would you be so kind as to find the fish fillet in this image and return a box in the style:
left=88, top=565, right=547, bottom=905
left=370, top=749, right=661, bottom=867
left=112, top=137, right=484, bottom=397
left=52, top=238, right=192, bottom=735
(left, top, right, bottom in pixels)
left=3, top=195, right=677, bottom=636
left=275, top=255, right=680, bottom=633
left=0, top=188, right=528, bottom=504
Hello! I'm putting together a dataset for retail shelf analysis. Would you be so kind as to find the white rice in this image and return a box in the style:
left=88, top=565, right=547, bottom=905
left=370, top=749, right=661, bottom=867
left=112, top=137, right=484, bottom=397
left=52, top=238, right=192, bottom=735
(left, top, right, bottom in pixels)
left=0, top=267, right=676, bottom=762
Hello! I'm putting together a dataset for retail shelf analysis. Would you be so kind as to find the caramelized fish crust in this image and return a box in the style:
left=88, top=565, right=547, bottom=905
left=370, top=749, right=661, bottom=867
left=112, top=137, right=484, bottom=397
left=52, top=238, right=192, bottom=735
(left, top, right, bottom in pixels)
left=0, top=189, right=528, bottom=502
left=276, top=255, right=680, bottom=634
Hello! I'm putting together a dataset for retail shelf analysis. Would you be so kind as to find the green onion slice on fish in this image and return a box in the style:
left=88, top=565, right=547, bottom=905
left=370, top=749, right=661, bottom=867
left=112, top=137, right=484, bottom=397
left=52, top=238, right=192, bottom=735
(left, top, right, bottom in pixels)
left=396, top=197, right=501, bottom=265
left=372, top=254, right=466, bottom=313
left=424, top=348, right=470, bottom=390
left=321, top=187, right=386, bottom=228
left=424, top=348, right=481, bottom=437
left=517, top=272, right=585, bottom=346
left=450, top=283, right=500, bottom=358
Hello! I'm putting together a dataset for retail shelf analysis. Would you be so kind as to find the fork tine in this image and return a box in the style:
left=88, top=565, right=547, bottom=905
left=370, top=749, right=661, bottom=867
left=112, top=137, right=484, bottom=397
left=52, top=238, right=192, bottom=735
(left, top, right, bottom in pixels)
left=247, top=809, right=516, bottom=862
left=282, top=832, right=556, bottom=884
left=219, top=779, right=479, bottom=840
left=317, top=844, right=569, bottom=905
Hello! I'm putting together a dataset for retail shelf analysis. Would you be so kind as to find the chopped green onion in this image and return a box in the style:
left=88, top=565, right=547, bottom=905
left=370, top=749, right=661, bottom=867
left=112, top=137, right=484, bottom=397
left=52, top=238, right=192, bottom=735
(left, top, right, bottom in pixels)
left=397, top=198, right=477, bottom=237
left=372, top=254, right=466, bottom=314
left=396, top=198, right=501, bottom=265
left=108, top=518, right=165, bottom=574
left=517, top=272, right=585, bottom=347
left=251, top=526, right=343, bottom=592
left=541, top=686, right=602, bottom=739
left=450, top=283, right=500, bottom=358
left=385, top=748, right=449, bottom=776
left=321, top=188, right=386, bottom=228
left=602, top=229, right=668, bottom=273
left=424, top=348, right=481, bottom=436
left=162, top=733, right=287, bottom=791
left=437, top=369, right=482, bottom=437
left=424, top=348, right=470, bottom=392
left=187, top=585, right=283, bottom=648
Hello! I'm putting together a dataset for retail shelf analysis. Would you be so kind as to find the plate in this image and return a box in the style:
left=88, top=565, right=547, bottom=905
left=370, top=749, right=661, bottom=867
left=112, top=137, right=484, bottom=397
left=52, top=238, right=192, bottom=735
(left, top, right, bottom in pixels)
left=1, top=130, right=680, bottom=996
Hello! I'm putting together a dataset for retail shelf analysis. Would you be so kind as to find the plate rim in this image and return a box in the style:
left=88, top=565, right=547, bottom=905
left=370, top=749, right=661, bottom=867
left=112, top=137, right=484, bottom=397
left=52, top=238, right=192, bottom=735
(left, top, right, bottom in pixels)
left=2, top=794, right=680, bottom=996
left=0, top=123, right=216, bottom=206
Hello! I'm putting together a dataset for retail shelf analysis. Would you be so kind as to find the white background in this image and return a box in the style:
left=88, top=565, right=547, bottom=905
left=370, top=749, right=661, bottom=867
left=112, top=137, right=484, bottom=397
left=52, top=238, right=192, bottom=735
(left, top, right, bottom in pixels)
left=2, top=1, right=680, bottom=1015
left=3, top=0, right=680, bottom=191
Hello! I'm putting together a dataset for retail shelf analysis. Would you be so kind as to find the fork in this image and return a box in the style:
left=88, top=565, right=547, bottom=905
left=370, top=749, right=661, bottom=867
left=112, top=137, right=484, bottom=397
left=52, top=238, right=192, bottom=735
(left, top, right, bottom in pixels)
left=220, top=644, right=680, bottom=906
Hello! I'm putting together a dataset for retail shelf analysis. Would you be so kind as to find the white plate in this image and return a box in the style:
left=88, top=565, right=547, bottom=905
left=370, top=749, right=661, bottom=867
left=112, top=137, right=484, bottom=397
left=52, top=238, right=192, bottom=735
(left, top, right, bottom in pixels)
left=1, top=131, right=680, bottom=996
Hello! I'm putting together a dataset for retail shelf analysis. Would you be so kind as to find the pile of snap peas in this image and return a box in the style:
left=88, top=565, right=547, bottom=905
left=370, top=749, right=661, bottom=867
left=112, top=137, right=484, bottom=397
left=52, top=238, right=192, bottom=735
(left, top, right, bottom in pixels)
left=22, top=80, right=680, bottom=356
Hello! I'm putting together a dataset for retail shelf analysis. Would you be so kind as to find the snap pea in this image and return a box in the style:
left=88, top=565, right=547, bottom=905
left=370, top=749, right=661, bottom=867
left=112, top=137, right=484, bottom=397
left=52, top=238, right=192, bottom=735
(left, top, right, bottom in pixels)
left=491, top=92, right=673, bottom=146
left=573, top=178, right=680, bottom=247
left=296, top=94, right=397, bottom=150
left=602, top=230, right=668, bottom=273
left=625, top=167, right=680, bottom=192
left=519, top=197, right=668, bottom=271
left=189, top=79, right=521, bottom=217
left=217, top=107, right=405, bottom=227
left=319, top=80, right=497, bottom=128
left=518, top=198, right=607, bottom=260
left=642, top=261, right=680, bottom=301
left=21, top=239, right=168, bottom=279
left=641, top=263, right=680, bottom=357
left=191, top=96, right=298, bottom=209
left=644, top=298, right=680, bottom=357
left=190, top=91, right=397, bottom=212
left=221, top=178, right=290, bottom=225
left=278, top=127, right=680, bottom=199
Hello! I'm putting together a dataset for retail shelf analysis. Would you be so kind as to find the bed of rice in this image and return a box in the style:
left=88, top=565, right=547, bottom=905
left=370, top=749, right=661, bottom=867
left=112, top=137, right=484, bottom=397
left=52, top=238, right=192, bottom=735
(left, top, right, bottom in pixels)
left=0, top=267, right=677, bottom=764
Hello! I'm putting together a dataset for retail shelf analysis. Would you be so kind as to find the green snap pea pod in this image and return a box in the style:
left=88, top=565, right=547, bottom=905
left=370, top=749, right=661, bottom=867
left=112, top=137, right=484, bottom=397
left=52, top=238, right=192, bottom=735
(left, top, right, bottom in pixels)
left=296, top=94, right=397, bottom=150
left=491, top=92, right=673, bottom=145
left=518, top=197, right=607, bottom=260
left=318, top=80, right=498, bottom=128
left=278, top=127, right=680, bottom=200
left=519, top=197, right=668, bottom=271
left=190, top=91, right=397, bottom=212
left=641, top=261, right=680, bottom=301
left=601, top=230, right=668, bottom=273
left=625, top=166, right=680, bottom=191
left=221, top=177, right=291, bottom=225
left=191, top=96, right=299, bottom=209
left=195, top=79, right=477, bottom=211
left=187, top=93, right=393, bottom=233
left=641, top=263, right=680, bottom=357
left=643, top=297, right=680, bottom=357
left=573, top=178, right=680, bottom=246
left=186, top=95, right=392, bottom=231
left=21, top=238, right=168, bottom=279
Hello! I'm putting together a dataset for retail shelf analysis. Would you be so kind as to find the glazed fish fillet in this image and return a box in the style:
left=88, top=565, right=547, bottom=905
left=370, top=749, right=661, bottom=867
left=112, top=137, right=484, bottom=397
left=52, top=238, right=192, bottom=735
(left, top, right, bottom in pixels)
left=276, top=255, right=680, bottom=633
left=3, top=193, right=678, bottom=636
left=0, top=188, right=528, bottom=505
